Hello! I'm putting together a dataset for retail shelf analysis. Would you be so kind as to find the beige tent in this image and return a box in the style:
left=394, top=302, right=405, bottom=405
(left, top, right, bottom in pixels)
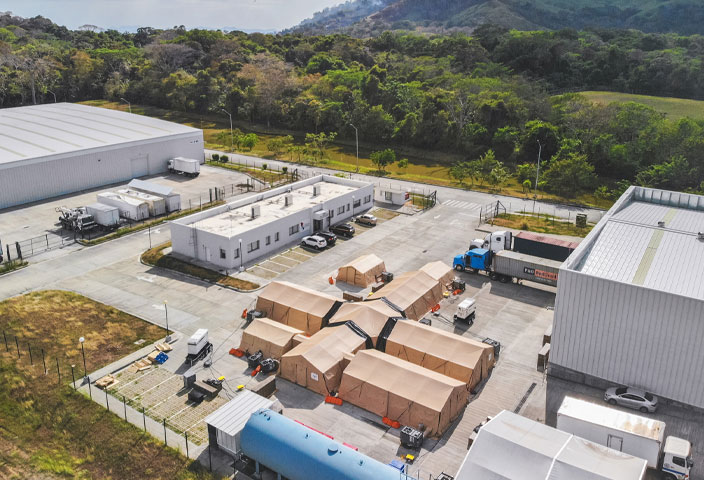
left=238, top=318, right=303, bottom=360
left=328, top=301, right=401, bottom=346
left=255, top=281, right=342, bottom=335
left=420, top=261, right=455, bottom=290
left=336, top=254, right=386, bottom=287
left=383, top=320, right=495, bottom=389
left=279, top=326, right=368, bottom=396
left=338, top=350, right=468, bottom=436
left=367, top=270, right=442, bottom=320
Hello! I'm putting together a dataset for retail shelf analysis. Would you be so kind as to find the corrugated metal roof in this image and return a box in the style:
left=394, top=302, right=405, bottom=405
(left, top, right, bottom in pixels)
left=0, top=103, right=199, bottom=165
left=204, top=390, right=273, bottom=436
left=572, top=198, right=704, bottom=300
left=128, top=179, right=174, bottom=197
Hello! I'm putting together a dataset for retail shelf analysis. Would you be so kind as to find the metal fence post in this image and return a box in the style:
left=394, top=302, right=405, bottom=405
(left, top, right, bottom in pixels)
left=163, top=418, right=168, bottom=446
left=143, top=407, right=146, bottom=431
left=3, top=331, right=7, bottom=351
left=42, top=349, right=47, bottom=374
left=27, top=343, right=33, bottom=365
left=71, top=365, right=76, bottom=389
left=123, top=396, right=127, bottom=421
left=56, top=357, right=60, bottom=383
left=105, top=389, right=109, bottom=411
left=15, top=337, right=20, bottom=358
left=185, top=432, right=189, bottom=458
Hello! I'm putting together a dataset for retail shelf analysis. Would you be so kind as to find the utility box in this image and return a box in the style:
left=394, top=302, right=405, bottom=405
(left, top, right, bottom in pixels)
left=454, top=298, right=476, bottom=323
left=400, top=426, right=424, bottom=449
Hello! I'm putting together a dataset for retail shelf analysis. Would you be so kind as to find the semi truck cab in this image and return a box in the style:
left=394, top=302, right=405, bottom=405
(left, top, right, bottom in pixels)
left=471, top=231, right=513, bottom=253
left=453, top=248, right=491, bottom=272
left=662, top=436, right=693, bottom=480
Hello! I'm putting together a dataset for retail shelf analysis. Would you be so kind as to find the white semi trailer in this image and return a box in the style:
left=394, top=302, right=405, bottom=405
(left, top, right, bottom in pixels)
left=85, top=203, right=120, bottom=229
left=97, top=192, right=150, bottom=221
left=168, top=157, right=200, bottom=177
left=118, top=188, right=166, bottom=216
left=557, top=397, right=693, bottom=480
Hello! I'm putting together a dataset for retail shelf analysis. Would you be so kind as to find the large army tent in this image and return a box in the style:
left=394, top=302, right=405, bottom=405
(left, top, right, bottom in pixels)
left=238, top=318, right=303, bottom=360
left=279, top=325, right=368, bottom=396
left=338, top=350, right=468, bottom=436
left=383, top=320, right=495, bottom=389
left=336, top=254, right=386, bottom=287
left=328, top=301, right=401, bottom=346
left=419, top=261, right=455, bottom=289
left=367, top=270, right=442, bottom=320
left=255, top=281, right=342, bottom=335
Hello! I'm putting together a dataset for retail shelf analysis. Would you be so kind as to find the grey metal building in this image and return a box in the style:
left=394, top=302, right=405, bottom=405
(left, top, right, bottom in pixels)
left=549, top=186, right=704, bottom=417
left=0, top=103, right=203, bottom=209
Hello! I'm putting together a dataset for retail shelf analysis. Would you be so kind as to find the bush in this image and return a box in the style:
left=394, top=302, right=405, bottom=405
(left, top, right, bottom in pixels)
left=282, top=166, right=288, bottom=174
left=220, top=154, right=229, bottom=162
left=211, top=153, right=219, bottom=161
left=262, top=163, right=267, bottom=171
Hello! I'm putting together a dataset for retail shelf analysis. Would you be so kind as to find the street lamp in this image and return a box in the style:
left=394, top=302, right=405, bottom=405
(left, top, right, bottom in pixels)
left=352, top=195, right=355, bottom=215
left=239, top=239, right=243, bottom=271
left=221, top=108, right=233, bottom=152
left=164, top=300, right=171, bottom=341
left=533, top=139, right=543, bottom=213
left=79, top=336, right=87, bottom=378
left=120, top=97, right=131, bottom=114
left=349, top=123, right=359, bottom=173
left=47, top=89, right=57, bottom=103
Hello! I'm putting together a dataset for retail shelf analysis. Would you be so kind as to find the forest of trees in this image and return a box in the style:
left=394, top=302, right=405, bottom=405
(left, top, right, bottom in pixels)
left=2, top=13, right=704, bottom=197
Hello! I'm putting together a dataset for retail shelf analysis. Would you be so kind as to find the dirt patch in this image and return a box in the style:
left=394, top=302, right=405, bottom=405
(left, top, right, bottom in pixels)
left=371, top=208, right=401, bottom=221
left=259, top=260, right=289, bottom=274
left=247, top=266, right=279, bottom=280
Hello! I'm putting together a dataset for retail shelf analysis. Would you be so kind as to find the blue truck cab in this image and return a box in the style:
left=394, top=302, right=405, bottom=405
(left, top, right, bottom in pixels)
left=453, top=248, right=491, bottom=272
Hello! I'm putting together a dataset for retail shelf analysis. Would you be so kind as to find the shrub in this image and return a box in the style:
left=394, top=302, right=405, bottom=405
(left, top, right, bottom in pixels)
left=211, top=153, right=219, bottom=161
left=262, top=163, right=267, bottom=171
left=220, top=154, right=229, bottom=162
left=282, top=166, right=288, bottom=174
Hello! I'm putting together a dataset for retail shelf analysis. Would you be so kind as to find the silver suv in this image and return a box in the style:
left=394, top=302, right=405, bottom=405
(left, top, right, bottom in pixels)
left=604, top=387, right=658, bottom=413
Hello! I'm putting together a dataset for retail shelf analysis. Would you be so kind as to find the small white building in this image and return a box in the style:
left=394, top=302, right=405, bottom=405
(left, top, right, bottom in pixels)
left=170, top=175, right=374, bottom=269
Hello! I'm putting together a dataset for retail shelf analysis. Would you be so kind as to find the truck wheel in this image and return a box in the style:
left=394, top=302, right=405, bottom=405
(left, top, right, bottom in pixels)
left=500, top=275, right=510, bottom=283
left=455, top=265, right=465, bottom=272
left=490, top=273, right=498, bottom=281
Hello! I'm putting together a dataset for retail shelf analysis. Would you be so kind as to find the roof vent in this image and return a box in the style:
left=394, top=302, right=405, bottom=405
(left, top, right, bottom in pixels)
left=284, top=194, right=293, bottom=207
left=313, top=185, right=321, bottom=197
left=657, top=221, right=665, bottom=228
left=698, top=232, right=704, bottom=241
left=251, top=205, right=261, bottom=219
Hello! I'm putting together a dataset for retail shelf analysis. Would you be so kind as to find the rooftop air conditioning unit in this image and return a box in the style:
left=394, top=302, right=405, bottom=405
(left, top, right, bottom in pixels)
left=285, top=194, right=293, bottom=206
left=251, top=205, right=261, bottom=219
left=313, top=185, right=321, bottom=197
left=657, top=221, right=665, bottom=228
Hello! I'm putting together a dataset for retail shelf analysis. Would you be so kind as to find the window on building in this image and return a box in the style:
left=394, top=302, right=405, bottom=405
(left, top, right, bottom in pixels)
left=266, top=235, right=271, bottom=246
left=346, top=203, right=350, bottom=211
left=220, top=248, right=226, bottom=259
left=385, top=191, right=392, bottom=201
left=337, top=206, right=345, bottom=214
left=353, top=199, right=361, bottom=208
left=364, top=195, right=371, bottom=203
left=289, top=224, right=299, bottom=235
left=248, top=240, right=260, bottom=253
left=234, top=248, right=240, bottom=259
left=275, top=232, right=280, bottom=242
left=329, top=209, right=334, bottom=218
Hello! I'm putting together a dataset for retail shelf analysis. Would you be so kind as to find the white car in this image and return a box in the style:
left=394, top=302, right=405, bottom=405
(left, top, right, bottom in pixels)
left=604, top=387, right=658, bottom=413
left=301, top=235, right=327, bottom=250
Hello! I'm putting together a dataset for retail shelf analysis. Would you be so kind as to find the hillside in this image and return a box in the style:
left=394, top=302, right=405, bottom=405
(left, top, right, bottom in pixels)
left=291, top=0, right=704, bottom=36
left=579, top=92, right=704, bottom=122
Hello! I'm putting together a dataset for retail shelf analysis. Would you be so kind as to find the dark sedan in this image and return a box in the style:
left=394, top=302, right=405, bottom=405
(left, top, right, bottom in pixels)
left=330, top=223, right=355, bottom=238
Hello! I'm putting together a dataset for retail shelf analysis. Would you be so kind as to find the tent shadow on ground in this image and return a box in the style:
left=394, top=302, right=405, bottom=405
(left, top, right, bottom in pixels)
left=455, top=271, right=555, bottom=309
left=274, top=377, right=326, bottom=410
left=393, top=406, right=468, bottom=460
left=333, top=281, right=366, bottom=294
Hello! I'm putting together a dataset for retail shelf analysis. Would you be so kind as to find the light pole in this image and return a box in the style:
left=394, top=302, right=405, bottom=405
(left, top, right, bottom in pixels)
left=352, top=195, right=355, bottom=215
left=349, top=123, right=359, bottom=173
left=47, top=89, right=57, bottom=103
left=239, top=239, right=243, bottom=271
left=533, top=140, right=543, bottom=213
left=222, top=108, right=233, bottom=152
left=164, top=300, right=170, bottom=341
left=79, top=336, right=87, bottom=379
left=120, top=97, right=131, bottom=114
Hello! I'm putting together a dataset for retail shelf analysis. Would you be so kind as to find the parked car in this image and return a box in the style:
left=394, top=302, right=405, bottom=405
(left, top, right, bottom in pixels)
left=355, top=214, right=377, bottom=226
left=301, top=235, right=327, bottom=250
left=330, top=222, right=355, bottom=238
left=316, top=231, right=337, bottom=246
left=604, top=387, right=658, bottom=413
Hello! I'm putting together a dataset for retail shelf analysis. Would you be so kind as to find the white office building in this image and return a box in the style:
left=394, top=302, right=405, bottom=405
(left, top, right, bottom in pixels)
left=170, top=175, right=374, bottom=269
left=0, top=103, right=203, bottom=209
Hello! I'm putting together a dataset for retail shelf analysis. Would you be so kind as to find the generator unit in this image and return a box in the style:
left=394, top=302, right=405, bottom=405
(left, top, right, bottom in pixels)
left=400, top=426, right=424, bottom=449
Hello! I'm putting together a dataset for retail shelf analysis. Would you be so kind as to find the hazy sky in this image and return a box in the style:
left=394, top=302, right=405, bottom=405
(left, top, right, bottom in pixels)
left=2, top=0, right=344, bottom=32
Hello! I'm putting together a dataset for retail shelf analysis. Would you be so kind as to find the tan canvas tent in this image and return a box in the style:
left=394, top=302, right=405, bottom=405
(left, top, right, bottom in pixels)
left=338, top=350, right=468, bottom=436
left=367, top=270, right=442, bottom=320
left=255, top=281, right=342, bottom=335
left=383, top=320, right=495, bottom=389
left=328, top=301, right=401, bottom=346
left=238, top=318, right=303, bottom=360
left=279, top=325, right=368, bottom=396
left=420, top=261, right=455, bottom=290
left=336, top=254, right=386, bottom=287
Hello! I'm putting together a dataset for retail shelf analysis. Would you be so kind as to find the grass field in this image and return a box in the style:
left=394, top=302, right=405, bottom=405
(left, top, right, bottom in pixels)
left=81, top=100, right=611, bottom=209
left=491, top=212, right=594, bottom=237
left=0, top=291, right=221, bottom=480
left=580, top=91, right=704, bottom=121
left=142, top=242, right=259, bottom=291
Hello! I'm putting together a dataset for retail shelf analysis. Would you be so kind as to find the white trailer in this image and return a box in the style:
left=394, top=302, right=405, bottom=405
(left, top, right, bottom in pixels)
left=85, top=203, right=120, bottom=229
left=97, top=192, right=150, bottom=221
left=168, top=157, right=200, bottom=177
left=128, top=179, right=181, bottom=213
left=118, top=188, right=166, bottom=216
left=557, top=397, right=693, bottom=479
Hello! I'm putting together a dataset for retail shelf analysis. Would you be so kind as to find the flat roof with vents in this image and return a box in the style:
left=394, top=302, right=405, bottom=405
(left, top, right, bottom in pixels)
left=0, top=103, right=199, bottom=167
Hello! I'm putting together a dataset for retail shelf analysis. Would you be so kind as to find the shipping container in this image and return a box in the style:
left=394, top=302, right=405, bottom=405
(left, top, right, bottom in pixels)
left=118, top=188, right=166, bottom=216
left=128, top=179, right=181, bottom=212
left=85, top=203, right=120, bottom=228
left=493, top=250, right=562, bottom=287
left=513, top=232, right=578, bottom=262
left=97, top=192, right=149, bottom=220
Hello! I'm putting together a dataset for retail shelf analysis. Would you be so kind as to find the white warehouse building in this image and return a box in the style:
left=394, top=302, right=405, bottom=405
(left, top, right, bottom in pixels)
left=170, top=175, right=374, bottom=269
left=0, top=103, right=203, bottom=209
left=548, top=186, right=704, bottom=423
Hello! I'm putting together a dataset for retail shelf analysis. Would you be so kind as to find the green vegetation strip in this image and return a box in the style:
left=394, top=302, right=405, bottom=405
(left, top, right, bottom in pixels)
left=0, top=260, right=27, bottom=275
left=492, top=213, right=594, bottom=237
left=142, top=242, right=259, bottom=291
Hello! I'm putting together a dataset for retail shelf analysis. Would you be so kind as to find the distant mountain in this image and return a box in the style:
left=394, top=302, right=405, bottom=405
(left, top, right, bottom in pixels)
left=289, top=0, right=704, bottom=36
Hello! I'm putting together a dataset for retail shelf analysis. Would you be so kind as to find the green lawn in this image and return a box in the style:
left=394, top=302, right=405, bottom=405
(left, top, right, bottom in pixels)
left=580, top=91, right=704, bottom=121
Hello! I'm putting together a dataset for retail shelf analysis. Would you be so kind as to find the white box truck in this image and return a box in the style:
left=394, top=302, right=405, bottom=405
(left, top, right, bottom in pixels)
left=97, top=192, right=150, bottom=221
left=557, top=397, right=693, bottom=479
left=168, top=157, right=200, bottom=177
left=85, top=203, right=120, bottom=230
left=118, top=188, right=166, bottom=216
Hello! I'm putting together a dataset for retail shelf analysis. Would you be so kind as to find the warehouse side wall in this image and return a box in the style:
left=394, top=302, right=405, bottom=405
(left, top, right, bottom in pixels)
left=0, top=132, right=203, bottom=210
left=551, top=268, right=704, bottom=409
